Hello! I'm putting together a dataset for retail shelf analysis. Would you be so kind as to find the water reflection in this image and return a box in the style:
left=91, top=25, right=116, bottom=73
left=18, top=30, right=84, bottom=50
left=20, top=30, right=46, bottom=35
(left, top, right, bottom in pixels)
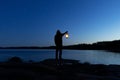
left=0, top=49, right=120, bottom=65
left=63, top=50, right=120, bottom=65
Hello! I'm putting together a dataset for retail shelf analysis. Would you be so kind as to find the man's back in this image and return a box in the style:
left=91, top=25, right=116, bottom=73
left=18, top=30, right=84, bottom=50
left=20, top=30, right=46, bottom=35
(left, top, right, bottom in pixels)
left=54, top=33, right=62, bottom=48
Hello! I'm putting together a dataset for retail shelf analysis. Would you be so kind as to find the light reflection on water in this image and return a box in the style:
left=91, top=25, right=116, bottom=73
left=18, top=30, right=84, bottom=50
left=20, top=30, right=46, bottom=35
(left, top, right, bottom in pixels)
left=0, top=49, right=120, bottom=65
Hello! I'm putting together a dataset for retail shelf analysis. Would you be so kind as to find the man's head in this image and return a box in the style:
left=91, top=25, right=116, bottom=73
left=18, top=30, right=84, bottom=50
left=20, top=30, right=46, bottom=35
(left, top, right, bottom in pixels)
left=56, top=30, right=61, bottom=35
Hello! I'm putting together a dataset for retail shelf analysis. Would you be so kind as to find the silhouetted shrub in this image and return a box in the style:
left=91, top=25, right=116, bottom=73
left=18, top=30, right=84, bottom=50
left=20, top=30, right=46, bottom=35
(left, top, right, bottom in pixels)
left=84, top=62, right=90, bottom=65
left=8, top=56, right=23, bottom=63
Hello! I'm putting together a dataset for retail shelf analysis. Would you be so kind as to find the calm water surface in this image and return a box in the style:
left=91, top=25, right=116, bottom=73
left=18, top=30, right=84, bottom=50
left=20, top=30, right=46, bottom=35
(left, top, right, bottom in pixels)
left=0, top=49, right=120, bottom=65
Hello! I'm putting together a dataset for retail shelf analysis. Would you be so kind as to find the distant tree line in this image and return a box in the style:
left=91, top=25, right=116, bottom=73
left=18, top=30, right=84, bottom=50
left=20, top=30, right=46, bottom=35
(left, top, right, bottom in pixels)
left=63, top=40, right=120, bottom=52
left=0, top=40, right=120, bottom=52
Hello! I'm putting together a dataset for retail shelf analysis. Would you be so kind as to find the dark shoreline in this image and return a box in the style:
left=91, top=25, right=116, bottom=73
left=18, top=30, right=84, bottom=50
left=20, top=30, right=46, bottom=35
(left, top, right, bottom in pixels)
left=0, top=58, right=120, bottom=80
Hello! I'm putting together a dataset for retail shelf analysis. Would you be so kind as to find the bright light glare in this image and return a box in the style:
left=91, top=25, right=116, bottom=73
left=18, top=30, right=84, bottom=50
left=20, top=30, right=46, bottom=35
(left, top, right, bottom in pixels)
left=65, top=33, right=69, bottom=38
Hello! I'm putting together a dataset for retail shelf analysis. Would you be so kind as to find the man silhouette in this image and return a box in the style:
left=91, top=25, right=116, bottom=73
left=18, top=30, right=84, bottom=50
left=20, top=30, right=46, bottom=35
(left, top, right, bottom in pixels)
left=54, top=30, right=68, bottom=65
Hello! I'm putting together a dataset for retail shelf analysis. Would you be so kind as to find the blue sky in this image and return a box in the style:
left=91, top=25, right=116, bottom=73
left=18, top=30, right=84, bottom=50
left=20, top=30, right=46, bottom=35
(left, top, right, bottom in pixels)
left=0, top=0, right=120, bottom=47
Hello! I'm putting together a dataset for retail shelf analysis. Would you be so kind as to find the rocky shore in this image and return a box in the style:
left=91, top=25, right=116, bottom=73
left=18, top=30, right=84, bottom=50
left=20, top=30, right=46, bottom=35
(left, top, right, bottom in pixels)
left=0, top=58, right=120, bottom=80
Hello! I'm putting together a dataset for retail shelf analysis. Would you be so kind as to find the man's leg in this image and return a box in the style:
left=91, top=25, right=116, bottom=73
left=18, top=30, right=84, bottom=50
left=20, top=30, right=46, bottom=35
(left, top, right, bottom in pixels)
left=56, top=49, right=58, bottom=65
left=59, top=48, right=62, bottom=65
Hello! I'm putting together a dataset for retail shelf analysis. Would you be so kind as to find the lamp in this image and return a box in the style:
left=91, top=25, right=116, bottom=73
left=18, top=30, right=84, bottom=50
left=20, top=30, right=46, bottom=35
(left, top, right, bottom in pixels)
left=65, top=33, right=69, bottom=38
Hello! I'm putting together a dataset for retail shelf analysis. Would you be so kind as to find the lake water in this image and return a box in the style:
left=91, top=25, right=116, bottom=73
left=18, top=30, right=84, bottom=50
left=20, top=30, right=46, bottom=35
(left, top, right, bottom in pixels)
left=0, top=49, right=120, bottom=65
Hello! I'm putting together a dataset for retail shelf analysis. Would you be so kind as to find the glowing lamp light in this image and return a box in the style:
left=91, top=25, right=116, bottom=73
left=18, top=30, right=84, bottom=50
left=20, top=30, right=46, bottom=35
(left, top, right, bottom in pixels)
left=65, top=33, right=69, bottom=38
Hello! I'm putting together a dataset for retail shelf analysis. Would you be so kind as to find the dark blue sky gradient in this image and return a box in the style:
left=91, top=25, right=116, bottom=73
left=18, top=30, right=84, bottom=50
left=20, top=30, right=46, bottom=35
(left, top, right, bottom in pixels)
left=0, top=0, right=120, bottom=47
